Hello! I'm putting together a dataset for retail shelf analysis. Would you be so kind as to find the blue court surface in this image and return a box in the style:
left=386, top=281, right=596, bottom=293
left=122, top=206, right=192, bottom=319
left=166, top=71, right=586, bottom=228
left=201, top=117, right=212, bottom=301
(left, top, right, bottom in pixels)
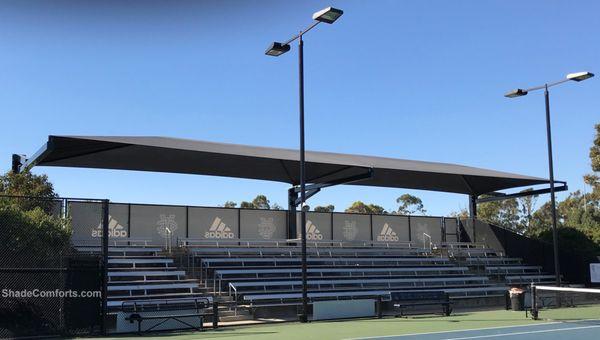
left=350, top=320, right=600, bottom=340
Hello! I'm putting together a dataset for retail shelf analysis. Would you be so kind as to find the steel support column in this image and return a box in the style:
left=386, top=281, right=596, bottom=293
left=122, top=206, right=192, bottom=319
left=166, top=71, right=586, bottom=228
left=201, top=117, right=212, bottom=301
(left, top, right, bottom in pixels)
left=288, top=188, right=298, bottom=239
left=468, top=195, right=478, bottom=219
left=544, top=86, right=561, bottom=287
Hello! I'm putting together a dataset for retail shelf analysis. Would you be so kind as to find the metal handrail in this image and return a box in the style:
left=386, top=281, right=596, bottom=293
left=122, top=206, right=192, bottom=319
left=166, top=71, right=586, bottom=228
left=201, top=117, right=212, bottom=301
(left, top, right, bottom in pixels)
left=423, top=233, right=432, bottom=250
left=165, top=227, right=172, bottom=253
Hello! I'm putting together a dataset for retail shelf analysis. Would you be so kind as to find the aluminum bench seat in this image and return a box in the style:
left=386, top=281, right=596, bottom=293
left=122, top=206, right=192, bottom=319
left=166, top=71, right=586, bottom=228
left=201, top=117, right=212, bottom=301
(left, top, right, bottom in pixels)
left=449, top=249, right=499, bottom=256
left=107, top=294, right=213, bottom=308
left=230, top=276, right=489, bottom=289
left=218, top=273, right=475, bottom=284
left=242, top=286, right=508, bottom=304
left=210, top=267, right=472, bottom=294
left=108, top=279, right=197, bottom=285
left=228, top=277, right=490, bottom=298
left=76, top=246, right=162, bottom=253
left=108, top=258, right=173, bottom=263
left=215, top=266, right=468, bottom=278
left=108, top=270, right=186, bottom=278
left=181, top=238, right=417, bottom=248
left=108, top=292, right=208, bottom=301
left=442, top=242, right=487, bottom=249
left=232, top=283, right=495, bottom=300
left=107, top=266, right=181, bottom=271
left=191, top=247, right=429, bottom=258
left=201, top=257, right=451, bottom=267
left=108, top=282, right=198, bottom=292
left=486, top=266, right=542, bottom=274
left=108, top=258, right=173, bottom=268
left=107, top=296, right=213, bottom=309
left=505, top=275, right=556, bottom=283
left=465, top=257, right=522, bottom=265
left=204, top=263, right=454, bottom=272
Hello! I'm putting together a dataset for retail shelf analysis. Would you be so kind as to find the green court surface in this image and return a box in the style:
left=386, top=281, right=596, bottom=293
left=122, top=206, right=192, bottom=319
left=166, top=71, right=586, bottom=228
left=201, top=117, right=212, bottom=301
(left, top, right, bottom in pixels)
left=95, top=306, right=600, bottom=340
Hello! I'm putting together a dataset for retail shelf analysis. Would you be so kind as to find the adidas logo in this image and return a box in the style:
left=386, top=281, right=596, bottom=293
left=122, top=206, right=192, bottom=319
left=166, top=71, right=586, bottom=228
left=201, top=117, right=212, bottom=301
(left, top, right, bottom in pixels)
left=306, top=220, right=323, bottom=240
left=377, top=223, right=399, bottom=242
left=92, top=215, right=127, bottom=238
left=205, top=217, right=235, bottom=239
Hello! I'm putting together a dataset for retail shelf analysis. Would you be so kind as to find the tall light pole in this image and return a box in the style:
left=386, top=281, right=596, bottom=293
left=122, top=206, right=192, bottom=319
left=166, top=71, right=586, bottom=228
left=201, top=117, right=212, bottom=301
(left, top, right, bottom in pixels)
left=505, top=71, right=594, bottom=287
left=265, top=6, right=343, bottom=323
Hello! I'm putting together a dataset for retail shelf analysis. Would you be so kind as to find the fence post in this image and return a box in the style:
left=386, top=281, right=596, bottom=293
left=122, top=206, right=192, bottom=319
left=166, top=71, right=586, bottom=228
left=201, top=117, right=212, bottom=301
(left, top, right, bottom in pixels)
left=101, top=199, right=109, bottom=335
left=212, top=300, right=219, bottom=329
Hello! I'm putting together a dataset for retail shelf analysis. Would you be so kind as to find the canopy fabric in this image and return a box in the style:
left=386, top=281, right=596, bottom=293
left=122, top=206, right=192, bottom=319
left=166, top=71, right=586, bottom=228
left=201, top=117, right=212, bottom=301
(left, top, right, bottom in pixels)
left=25, top=135, right=551, bottom=196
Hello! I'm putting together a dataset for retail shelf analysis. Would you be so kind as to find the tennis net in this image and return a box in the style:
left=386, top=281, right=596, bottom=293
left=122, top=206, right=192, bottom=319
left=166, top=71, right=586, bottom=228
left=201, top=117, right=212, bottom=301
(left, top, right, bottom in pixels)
left=531, top=284, right=600, bottom=322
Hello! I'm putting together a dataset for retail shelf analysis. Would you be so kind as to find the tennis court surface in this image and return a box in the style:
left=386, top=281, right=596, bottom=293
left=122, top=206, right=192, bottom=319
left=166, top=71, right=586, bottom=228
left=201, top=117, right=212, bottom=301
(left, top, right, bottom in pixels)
left=94, top=307, right=600, bottom=340
left=350, top=320, right=600, bottom=340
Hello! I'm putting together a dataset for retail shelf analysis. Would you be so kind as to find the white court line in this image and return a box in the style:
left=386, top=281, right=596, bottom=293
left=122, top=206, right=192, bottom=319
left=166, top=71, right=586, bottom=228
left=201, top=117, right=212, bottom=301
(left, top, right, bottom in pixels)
left=444, top=324, right=600, bottom=339
left=344, top=322, right=563, bottom=340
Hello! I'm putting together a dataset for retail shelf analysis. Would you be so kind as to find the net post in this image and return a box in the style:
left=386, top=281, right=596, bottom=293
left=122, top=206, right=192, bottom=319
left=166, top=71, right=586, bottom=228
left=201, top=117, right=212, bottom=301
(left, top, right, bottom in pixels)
left=531, top=282, right=538, bottom=320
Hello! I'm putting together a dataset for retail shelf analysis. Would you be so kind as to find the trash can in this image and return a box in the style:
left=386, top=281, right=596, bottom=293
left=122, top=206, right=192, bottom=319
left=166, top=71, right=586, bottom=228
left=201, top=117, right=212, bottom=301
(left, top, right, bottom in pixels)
left=509, top=288, right=525, bottom=311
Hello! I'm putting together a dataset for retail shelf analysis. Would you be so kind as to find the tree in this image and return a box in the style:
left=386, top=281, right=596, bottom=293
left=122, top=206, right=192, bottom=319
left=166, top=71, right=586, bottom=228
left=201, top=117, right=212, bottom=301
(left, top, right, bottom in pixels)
left=238, top=195, right=275, bottom=209
left=449, top=207, right=469, bottom=218
left=239, top=201, right=254, bottom=209
left=396, top=194, right=426, bottom=215
left=251, top=195, right=270, bottom=209
left=222, top=201, right=237, bottom=208
left=528, top=123, right=600, bottom=248
left=518, top=189, right=538, bottom=231
left=0, top=170, right=71, bottom=267
left=0, top=170, right=57, bottom=214
left=314, top=205, right=335, bottom=213
left=590, top=123, right=600, bottom=172
left=477, top=196, right=521, bottom=232
left=345, top=201, right=387, bottom=214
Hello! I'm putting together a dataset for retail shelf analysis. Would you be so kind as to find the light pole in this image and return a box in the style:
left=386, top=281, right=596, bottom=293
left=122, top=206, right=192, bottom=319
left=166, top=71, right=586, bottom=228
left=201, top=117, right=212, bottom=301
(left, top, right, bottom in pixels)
left=265, top=6, right=343, bottom=323
left=505, top=71, right=594, bottom=287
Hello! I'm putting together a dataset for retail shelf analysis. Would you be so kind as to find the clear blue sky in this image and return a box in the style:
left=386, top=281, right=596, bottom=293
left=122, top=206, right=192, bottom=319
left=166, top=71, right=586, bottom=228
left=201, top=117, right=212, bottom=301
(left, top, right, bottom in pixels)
left=1, top=0, right=598, bottom=215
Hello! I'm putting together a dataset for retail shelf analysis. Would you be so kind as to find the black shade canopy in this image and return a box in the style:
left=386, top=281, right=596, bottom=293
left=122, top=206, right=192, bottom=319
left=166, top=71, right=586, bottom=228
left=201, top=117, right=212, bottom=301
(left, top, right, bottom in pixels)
left=24, top=135, right=552, bottom=196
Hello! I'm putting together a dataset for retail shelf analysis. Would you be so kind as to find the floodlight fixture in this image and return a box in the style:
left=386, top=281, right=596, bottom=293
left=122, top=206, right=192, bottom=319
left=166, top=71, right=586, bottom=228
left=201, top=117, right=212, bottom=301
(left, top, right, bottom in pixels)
left=505, top=89, right=528, bottom=98
left=312, top=7, right=343, bottom=24
left=566, top=71, right=594, bottom=82
left=265, top=42, right=291, bottom=56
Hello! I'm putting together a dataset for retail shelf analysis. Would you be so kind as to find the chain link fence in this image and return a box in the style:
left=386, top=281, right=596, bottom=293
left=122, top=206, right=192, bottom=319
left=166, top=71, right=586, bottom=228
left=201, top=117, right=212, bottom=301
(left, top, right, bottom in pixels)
left=0, top=195, right=108, bottom=338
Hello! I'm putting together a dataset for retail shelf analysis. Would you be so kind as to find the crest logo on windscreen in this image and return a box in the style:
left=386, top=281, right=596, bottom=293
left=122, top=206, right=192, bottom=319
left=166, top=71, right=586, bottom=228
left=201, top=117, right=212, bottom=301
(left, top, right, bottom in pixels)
left=377, top=223, right=399, bottom=242
left=415, top=222, right=430, bottom=242
left=92, top=215, right=127, bottom=238
left=258, top=217, right=276, bottom=239
left=342, top=220, right=358, bottom=241
left=157, top=214, right=178, bottom=238
left=205, top=217, right=235, bottom=239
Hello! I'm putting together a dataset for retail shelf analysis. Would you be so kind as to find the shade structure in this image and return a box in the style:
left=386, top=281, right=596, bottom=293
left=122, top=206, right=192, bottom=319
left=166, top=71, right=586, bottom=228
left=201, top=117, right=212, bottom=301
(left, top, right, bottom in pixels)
left=24, top=135, right=552, bottom=196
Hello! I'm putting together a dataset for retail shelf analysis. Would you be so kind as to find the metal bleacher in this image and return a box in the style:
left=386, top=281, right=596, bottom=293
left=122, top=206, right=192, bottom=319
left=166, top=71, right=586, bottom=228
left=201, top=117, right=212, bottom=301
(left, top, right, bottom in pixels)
left=75, top=240, right=211, bottom=311
left=445, top=242, right=557, bottom=286
left=181, top=239, right=513, bottom=309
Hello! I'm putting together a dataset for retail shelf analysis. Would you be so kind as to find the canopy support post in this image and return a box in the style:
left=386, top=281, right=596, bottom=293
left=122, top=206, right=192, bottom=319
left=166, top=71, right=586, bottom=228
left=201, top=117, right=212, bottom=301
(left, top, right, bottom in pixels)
left=288, top=188, right=298, bottom=239
left=469, top=195, right=478, bottom=219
